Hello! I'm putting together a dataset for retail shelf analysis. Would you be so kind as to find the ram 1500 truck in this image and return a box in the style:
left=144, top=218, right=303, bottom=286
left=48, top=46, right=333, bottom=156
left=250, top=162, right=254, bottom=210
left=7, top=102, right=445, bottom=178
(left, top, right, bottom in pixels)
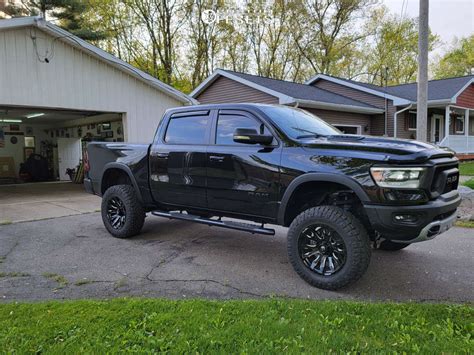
left=85, top=104, right=461, bottom=290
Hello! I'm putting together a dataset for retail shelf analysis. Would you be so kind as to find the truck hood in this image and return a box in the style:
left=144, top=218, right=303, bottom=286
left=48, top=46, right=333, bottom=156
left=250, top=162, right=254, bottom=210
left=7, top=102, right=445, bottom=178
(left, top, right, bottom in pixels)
left=301, top=135, right=455, bottom=163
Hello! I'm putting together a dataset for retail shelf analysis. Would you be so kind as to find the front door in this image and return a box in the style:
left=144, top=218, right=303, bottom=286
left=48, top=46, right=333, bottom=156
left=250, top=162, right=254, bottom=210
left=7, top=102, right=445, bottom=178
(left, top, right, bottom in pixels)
left=206, top=109, right=281, bottom=219
left=57, top=138, right=82, bottom=180
left=431, top=114, right=444, bottom=143
left=149, top=110, right=211, bottom=209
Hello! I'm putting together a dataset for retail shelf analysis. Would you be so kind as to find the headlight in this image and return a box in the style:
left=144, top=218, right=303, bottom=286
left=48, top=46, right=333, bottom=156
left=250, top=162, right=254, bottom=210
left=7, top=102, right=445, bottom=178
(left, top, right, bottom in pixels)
left=370, top=167, right=426, bottom=188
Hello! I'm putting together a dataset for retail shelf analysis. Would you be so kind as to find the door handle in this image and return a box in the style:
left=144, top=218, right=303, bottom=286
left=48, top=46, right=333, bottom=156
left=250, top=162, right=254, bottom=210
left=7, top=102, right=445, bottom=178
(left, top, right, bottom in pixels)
left=209, top=155, right=225, bottom=162
left=155, top=152, right=169, bottom=158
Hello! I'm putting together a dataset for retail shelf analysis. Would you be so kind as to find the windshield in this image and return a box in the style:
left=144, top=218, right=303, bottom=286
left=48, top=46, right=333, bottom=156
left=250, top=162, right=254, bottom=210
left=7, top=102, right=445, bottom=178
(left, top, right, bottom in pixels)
left=259, top=105, right=341, bottom=139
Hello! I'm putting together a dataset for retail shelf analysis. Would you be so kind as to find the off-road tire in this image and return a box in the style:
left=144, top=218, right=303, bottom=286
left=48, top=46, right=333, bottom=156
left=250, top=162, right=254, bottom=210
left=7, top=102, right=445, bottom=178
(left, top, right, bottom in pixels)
left=287, top=206, right=371, bottom=290
left=378, top=240, right=410, bottom=251
left=101, top=184, right=145, bottom=238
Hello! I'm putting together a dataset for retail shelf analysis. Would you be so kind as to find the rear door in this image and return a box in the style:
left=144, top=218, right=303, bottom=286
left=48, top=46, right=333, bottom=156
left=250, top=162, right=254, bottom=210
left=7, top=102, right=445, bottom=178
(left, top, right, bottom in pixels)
left=149, top=110, right=212, bottom=209
left=206, top=109, right=281, bottom=219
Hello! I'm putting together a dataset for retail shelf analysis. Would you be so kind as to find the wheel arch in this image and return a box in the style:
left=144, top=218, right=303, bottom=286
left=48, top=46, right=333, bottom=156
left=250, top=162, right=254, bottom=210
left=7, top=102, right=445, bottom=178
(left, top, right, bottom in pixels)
left=277, top=173, right=370, bottom=226
left=100, top=163, right=143, bottom=202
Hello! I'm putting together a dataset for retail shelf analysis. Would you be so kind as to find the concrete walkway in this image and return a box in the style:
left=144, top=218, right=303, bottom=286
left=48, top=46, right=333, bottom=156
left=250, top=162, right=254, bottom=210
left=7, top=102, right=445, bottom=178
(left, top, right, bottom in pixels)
left=0, top=182, right=100, bottom=224
left=460, top=175, right=472, bottom=184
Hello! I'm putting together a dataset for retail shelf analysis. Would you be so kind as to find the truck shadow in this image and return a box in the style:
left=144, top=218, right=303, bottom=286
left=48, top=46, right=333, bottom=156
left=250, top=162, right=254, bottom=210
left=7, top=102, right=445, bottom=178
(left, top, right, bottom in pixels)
left=131, top=217, right=471, bottom=302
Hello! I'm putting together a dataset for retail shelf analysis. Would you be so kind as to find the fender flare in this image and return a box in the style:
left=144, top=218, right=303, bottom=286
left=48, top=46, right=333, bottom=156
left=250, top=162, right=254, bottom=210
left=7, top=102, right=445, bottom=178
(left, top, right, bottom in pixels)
left=277, top=173, right=370, bottom=225
left=100, top=162, right=144, bottom=202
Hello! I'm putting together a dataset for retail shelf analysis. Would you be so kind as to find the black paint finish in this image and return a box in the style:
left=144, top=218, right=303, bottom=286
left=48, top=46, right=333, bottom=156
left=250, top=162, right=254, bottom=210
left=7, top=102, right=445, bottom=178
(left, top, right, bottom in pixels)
left=85, top=103, right=460, bottom=239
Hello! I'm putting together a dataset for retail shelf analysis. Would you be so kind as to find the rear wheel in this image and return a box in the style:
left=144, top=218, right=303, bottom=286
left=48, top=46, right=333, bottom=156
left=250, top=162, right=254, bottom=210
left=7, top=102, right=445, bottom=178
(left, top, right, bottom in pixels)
left=101, top=185, right=145, bottom=238
left=287, top=206, right=371, bottom=290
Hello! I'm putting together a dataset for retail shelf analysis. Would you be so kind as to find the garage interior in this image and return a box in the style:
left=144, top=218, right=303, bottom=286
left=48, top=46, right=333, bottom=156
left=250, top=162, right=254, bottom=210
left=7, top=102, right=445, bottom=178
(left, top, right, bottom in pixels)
left=0, top=106, right=124, bottom=185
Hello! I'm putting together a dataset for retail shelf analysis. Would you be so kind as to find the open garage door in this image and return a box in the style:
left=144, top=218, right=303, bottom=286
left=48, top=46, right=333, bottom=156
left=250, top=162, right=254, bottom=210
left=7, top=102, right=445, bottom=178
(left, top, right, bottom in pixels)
left=0, top=106, right=124, bottom=185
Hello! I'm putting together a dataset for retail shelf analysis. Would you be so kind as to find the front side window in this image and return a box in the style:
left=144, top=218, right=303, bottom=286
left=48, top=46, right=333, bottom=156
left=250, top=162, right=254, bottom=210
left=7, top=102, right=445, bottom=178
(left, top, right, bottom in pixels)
left=165, top=115, right=209, bottom=144
left=259, top=105, right=340, bottom=139
left=216, top=113, right=271, bottom=145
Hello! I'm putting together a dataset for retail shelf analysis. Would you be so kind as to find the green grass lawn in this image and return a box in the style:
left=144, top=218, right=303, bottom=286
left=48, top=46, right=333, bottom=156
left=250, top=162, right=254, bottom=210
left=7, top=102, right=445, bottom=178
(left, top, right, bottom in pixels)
left=0, top=299, right=472, bottom=353
left=463, top=178, right=474, bottom=189
left=456, top=220, right=474, bottom=228
left=460, top=161, right=474, bottom=176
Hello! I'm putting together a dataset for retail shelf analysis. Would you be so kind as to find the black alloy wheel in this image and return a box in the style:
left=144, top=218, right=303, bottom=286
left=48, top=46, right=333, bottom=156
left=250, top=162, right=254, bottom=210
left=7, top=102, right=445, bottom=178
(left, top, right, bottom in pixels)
left=298, top=224, right=347, bottom=276
left=106, top=196, right=127, bottom=230
left=287, top=205, right=371, bottom=290
left=101, top=184, right=146, bottom=238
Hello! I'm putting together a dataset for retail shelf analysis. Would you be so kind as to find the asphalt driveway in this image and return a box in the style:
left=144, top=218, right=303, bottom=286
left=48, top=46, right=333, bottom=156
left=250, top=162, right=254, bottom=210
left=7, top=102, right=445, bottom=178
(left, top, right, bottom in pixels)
left=0, top=213, right=472, bottom=303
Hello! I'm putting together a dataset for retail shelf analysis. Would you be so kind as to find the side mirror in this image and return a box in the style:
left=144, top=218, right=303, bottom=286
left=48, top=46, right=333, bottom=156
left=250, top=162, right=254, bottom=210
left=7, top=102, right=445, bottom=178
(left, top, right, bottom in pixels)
left=233, top=128, right=273, bottom=145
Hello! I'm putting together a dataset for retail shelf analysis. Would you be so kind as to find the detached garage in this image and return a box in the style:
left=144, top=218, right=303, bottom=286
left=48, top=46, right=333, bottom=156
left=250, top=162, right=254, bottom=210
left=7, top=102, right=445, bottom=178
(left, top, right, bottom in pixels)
left=0, top=17, right=195, bottom=184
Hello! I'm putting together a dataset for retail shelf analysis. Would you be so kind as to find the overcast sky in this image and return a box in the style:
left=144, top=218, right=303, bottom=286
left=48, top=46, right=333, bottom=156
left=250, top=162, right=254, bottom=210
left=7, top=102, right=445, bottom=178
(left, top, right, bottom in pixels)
left=382, top=0, right=473, bottom=55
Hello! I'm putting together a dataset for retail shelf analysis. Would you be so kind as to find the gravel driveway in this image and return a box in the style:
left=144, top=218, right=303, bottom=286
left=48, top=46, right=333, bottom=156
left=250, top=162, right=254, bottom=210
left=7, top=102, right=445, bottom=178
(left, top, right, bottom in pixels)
left=0, top=213, right=472, bottom=303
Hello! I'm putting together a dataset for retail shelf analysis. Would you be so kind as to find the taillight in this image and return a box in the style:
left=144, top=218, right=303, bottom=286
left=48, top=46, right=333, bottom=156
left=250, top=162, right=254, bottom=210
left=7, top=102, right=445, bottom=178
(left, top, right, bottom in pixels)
left=83, top=150, right=90, bottom=173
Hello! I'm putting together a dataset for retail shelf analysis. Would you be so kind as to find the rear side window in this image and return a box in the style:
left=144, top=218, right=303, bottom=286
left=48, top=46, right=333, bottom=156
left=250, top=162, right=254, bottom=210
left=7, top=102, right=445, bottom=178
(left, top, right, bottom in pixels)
left=216, top=114, right=270, bottom=145
left=165, top=115, right=209, bottom=144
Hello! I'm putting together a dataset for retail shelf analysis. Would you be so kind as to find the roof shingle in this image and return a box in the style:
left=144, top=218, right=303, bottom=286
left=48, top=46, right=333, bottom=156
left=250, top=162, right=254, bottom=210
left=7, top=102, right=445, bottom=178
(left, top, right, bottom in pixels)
left=223, top=70, right=379, bottom=109
left=319, top=74, right=474, bottom=102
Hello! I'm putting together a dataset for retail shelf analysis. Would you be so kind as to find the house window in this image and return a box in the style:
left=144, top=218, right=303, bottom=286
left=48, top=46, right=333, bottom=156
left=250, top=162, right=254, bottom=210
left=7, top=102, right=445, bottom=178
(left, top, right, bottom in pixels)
left=455, top=117, right=465, bottom=134
left=470, top=110, right=474, bottom=135
left=450, top=107, right=465, bottom=134
left=406, top=112, right=417, bottom=131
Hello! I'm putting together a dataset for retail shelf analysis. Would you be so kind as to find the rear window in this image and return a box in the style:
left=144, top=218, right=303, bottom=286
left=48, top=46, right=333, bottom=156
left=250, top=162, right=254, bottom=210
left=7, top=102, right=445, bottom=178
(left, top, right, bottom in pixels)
left=165, top=115, right=209, bottom=144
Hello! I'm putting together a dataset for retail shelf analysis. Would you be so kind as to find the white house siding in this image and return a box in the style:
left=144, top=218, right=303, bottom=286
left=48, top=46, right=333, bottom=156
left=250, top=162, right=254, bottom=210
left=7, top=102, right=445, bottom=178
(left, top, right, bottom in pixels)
left=0, top=26, right=183, bottom=143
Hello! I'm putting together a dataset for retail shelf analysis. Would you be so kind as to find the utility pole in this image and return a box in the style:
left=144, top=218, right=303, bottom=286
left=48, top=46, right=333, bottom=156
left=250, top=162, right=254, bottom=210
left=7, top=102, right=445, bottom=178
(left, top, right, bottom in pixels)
left=416, top=0, right=429, bottom=142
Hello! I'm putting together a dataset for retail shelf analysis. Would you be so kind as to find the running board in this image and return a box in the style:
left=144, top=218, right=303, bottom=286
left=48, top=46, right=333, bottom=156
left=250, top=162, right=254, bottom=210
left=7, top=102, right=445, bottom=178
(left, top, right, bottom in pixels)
left=151, top=211, right=275, bottom=235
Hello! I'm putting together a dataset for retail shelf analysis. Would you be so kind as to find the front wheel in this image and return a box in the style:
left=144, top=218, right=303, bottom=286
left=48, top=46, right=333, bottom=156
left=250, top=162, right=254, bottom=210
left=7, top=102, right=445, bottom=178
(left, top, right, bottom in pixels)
left=101, top=184, right=145, bottom=238
left=287, top=206, right=371, bottom=290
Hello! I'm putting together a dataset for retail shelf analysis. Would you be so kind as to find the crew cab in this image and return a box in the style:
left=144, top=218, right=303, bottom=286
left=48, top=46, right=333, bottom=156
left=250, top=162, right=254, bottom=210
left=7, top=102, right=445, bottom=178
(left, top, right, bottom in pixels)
left=85, top=104, right=461, bottom=290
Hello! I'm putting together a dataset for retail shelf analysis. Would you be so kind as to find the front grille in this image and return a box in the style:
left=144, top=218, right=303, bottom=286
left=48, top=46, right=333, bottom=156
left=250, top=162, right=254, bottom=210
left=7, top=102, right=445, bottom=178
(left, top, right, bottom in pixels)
left=443, top=172, right=459, bottom=193
left=431, top=163, right=459, bottom=196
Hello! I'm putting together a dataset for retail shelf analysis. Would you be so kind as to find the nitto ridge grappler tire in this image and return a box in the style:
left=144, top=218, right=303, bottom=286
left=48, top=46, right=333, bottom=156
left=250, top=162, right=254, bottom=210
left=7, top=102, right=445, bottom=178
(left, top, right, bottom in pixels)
left=287, top=206, right=371, bottom=290
left=101, top=184, right=145, bottom=238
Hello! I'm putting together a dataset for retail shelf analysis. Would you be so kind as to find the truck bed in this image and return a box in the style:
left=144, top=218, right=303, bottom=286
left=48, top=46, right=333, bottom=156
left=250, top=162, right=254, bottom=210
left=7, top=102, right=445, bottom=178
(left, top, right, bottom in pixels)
left=86, top=142, right=150, bottom=198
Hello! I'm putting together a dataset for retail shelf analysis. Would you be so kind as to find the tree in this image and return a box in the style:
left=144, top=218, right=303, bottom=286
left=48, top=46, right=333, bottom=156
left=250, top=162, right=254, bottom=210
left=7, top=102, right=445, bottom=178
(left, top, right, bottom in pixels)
left=53, top=0, right=107, bottom=41
left=433, top=35, right=474, bottom=79
left=294, top=0, right=376, bottom=77
left=4, top=0, right=64, bottom=19
left=218, top=20, right=251, bottom=74
left=244, top=0, right=304, bottom=80
left=123, top=0, right=188, bottom=84
left=4, top=0, right=106, bottom=40
left=84, top=0, right=139, bottom=60
left=184, top=0, right=223, bottom=88
left=362, top=6, right=439, bottom=86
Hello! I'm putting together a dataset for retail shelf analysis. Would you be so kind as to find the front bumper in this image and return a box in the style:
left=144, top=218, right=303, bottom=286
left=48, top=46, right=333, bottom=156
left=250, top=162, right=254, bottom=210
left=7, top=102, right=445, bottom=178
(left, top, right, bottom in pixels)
left=391, top=210, right=457, bottom=243
left=364, top=190, right=461, bottom=242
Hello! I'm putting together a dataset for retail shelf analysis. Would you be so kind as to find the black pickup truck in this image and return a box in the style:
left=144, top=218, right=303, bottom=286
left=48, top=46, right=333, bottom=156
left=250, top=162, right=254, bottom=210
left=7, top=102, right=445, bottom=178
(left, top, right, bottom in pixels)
left=85, top=103, right=461, bottom=290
